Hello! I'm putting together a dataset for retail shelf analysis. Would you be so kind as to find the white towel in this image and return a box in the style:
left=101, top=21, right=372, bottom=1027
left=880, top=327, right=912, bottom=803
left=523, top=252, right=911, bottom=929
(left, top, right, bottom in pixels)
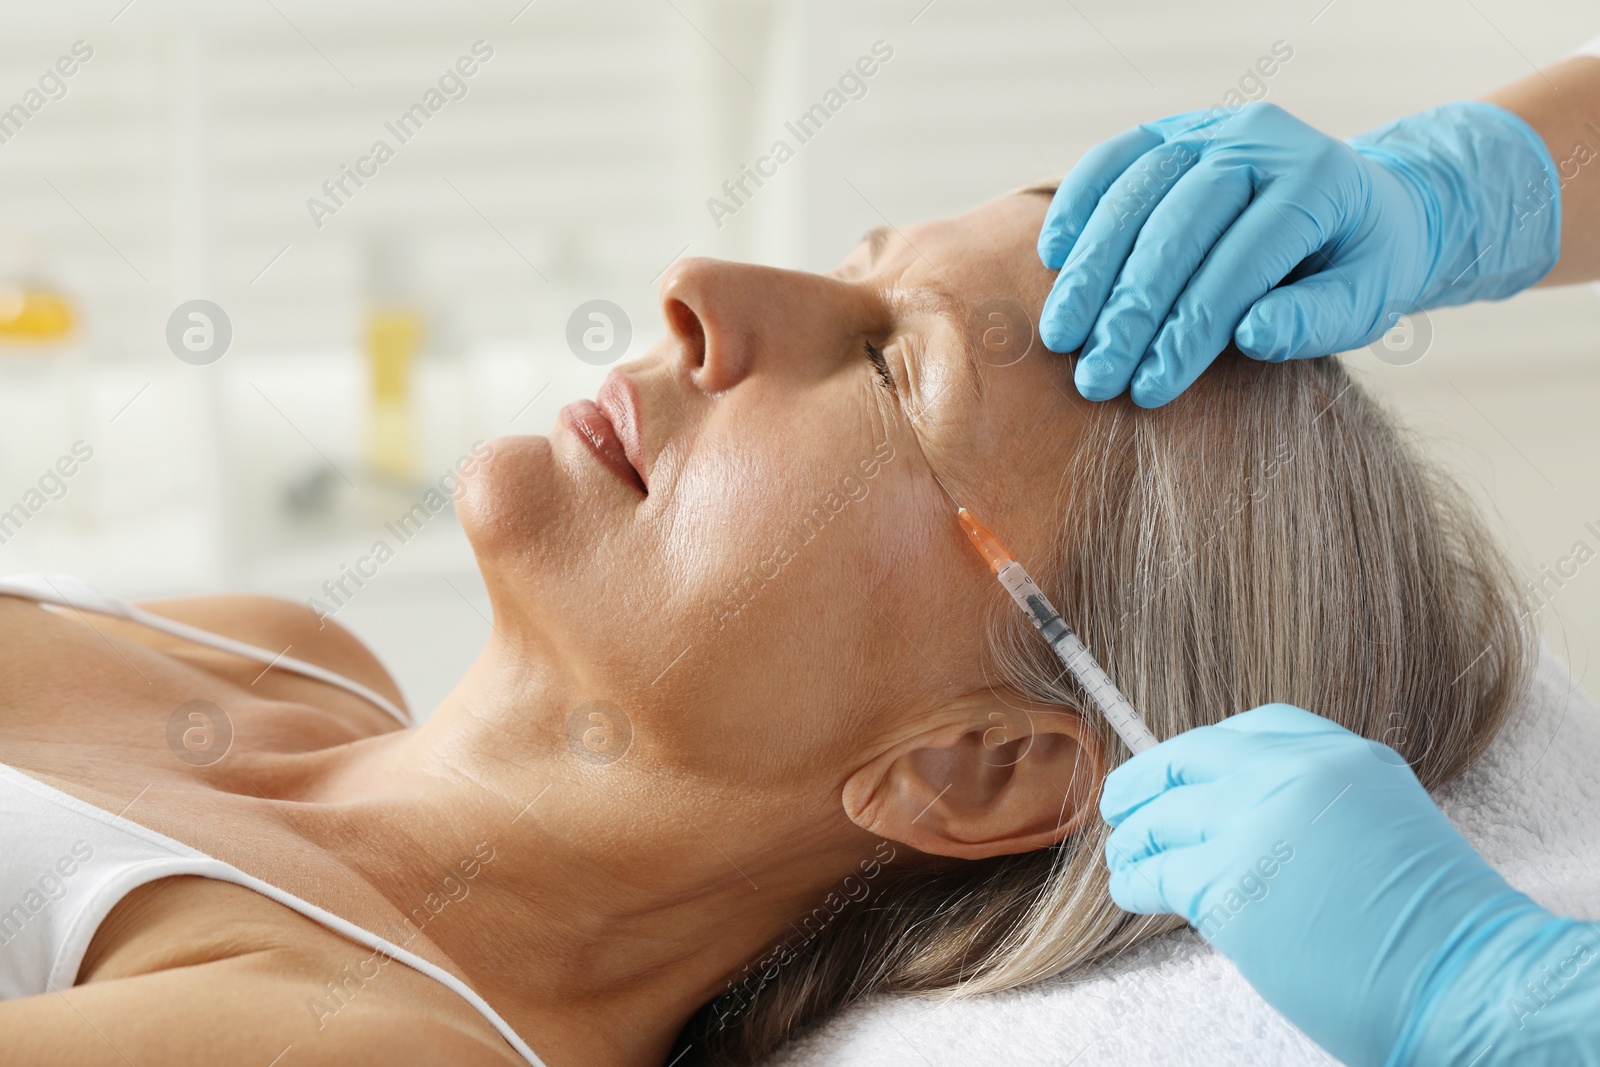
left=769, top=645, right=1600, bottom=1066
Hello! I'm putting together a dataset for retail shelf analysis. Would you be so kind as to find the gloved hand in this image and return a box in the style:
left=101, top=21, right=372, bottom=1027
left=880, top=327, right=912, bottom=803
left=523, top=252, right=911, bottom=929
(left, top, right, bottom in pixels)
left=1101, top=703, right=1600, bottom=1066
left=1038, top=101, right=1562, bottom=407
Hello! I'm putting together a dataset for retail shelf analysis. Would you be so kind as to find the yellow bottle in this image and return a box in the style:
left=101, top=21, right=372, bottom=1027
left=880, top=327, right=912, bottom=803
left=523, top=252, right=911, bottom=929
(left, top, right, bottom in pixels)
left=364, top=237, right=425, bottom=486
left=366, top=306, right=422, bottom=484
left=0, top=287, right=75, bottom=345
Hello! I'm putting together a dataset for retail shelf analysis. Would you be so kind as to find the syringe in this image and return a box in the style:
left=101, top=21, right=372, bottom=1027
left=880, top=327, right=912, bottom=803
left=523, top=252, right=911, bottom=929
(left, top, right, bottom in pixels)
left=937, top=484, right=1157, bottom=756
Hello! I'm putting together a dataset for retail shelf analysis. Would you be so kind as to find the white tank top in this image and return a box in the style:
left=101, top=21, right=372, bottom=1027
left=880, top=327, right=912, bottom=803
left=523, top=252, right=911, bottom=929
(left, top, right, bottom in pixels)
left=0, top=575, right=547, bottom=1067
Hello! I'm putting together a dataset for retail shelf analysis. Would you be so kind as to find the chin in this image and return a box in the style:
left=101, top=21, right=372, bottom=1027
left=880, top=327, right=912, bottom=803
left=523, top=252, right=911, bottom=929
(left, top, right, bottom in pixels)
left=456, top=434, right=561, bottom=565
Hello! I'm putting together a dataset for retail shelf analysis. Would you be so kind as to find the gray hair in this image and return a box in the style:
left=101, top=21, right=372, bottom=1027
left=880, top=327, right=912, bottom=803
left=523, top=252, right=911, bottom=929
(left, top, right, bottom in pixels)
left=680, top=351, right=1532, bottom=1063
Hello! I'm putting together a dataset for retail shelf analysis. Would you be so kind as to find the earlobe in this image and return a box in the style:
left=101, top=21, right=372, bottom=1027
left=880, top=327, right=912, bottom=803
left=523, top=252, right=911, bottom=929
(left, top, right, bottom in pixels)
left=841, top=690, right=1104, bottom=861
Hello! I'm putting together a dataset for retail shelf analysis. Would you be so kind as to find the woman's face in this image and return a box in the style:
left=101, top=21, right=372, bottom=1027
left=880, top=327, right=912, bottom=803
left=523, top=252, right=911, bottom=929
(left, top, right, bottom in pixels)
left=460, top=190, right=1098, bottom=848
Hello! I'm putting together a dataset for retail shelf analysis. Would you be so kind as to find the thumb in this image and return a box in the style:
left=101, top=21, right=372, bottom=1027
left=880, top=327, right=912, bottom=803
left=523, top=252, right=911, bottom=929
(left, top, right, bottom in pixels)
left=1234, top=271, right=1383, bottom=361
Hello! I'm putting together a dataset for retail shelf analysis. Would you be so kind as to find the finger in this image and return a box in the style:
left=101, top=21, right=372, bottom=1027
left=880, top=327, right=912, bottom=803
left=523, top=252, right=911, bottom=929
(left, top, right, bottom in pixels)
left=1234, top=271, right=1381, bottom=361
left=1074, top=159, right=1256, bottom=401
left=1105, top=838, right=1215, bottom=917
left=1038, top=125, right=1164, bottom=269
left=1099, top=726, right=1265, bottom=826
left=1133, top=186, right=1332, bottom=408
left=1212, top=702, right=1343, bottom=738
left=1105, top=779, right=1250, bottom=865
left=1040, top=139, right=1201, bottom=360
left=1140, top=106, right=1231, bottom=137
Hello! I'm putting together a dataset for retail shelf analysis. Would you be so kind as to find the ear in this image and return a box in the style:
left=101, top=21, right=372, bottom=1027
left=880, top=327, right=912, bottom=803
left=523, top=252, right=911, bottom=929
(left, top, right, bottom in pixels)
left=841, top=689, right=1105, bottom=860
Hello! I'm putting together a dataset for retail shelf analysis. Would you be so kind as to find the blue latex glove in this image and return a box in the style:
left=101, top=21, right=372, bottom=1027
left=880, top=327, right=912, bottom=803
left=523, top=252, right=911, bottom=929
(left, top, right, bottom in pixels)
left=1038, top=101, right=1562, bottom=407
left=1101, top=703, right=1600, bottom=1066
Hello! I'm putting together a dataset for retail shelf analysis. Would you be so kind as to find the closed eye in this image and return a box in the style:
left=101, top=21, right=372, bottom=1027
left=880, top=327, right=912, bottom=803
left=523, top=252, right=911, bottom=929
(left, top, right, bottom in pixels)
left=864, top=338, right=896, bottom=392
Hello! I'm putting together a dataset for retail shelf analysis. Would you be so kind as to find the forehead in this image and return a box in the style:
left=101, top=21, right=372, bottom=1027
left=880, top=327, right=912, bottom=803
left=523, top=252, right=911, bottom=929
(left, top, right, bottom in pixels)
left=849, top=192, right=1057, bottom=314
left=910, top=192, right=1056, bottom=304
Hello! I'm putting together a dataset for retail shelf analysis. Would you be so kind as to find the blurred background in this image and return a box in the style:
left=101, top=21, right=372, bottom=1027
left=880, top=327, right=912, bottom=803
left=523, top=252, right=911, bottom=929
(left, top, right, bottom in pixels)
left=0, top=0, right=1595, bottom=713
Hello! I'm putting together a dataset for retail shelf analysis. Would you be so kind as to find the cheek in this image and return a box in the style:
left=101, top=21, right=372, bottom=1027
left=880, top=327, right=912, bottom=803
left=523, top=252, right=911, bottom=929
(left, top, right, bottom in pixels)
left=669, top=417, right=885, bottom=633
left=663, top=476, right=927, bottom=774
left=664, top=380, right=879, bottom=580
left=638, top=403, right=919, bottom=731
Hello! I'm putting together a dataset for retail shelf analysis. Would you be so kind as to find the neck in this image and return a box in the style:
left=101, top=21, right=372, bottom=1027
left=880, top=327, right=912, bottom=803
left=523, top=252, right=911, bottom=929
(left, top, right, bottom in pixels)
left=306, top=635, right=866, bottom=1067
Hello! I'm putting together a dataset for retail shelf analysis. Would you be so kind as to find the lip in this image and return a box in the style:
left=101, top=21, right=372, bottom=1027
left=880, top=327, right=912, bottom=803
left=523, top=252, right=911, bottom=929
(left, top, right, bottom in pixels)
left=596, top=371, right=648, bottom=490
left=559, top=397, right=646, bottom=495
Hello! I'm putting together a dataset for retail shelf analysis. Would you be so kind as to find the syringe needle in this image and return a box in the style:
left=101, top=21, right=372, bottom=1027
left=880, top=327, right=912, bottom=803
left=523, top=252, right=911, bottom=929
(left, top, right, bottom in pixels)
left=929, top=471, right=962, bottom=511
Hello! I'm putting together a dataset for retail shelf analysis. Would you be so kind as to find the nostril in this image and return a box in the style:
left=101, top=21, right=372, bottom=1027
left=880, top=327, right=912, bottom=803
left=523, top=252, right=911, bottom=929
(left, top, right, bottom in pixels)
left=666, top=298, right=706, bottom=368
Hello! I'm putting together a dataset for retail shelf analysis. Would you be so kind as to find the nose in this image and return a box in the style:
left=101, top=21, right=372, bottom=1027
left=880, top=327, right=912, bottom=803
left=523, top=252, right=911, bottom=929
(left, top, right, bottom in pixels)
left=658, top=256, right=875, bottom=395
left=658, top=256, right=752, bottom=393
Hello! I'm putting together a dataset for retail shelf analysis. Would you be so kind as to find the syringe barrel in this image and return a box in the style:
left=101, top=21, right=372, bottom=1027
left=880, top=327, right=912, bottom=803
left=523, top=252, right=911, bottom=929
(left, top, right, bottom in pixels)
left=995, top=562, right=1158, bottom=756
left=1048, top=629, right=1158, bottom=755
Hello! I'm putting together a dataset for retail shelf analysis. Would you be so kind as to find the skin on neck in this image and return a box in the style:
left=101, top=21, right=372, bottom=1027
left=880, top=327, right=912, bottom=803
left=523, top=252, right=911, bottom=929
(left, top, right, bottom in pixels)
left=303, top=632, right=880, bottom=1066
left=278, top=190, right=1105, bottom=1066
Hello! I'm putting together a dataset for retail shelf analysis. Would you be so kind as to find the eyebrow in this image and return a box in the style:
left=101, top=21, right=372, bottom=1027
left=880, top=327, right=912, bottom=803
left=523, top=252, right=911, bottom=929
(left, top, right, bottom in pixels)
left=896, top=287, right=986, bottom=402
left=861, top=224, right=892, bottom=264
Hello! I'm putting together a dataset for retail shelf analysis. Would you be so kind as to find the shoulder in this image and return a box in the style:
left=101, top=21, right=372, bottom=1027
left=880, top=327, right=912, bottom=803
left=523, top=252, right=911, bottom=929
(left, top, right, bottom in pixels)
left=0, top=950, right=523, bottom=1067
left=130, top=593, right=408, bottom=721
left=0, top=878, right=526, bottom=1067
